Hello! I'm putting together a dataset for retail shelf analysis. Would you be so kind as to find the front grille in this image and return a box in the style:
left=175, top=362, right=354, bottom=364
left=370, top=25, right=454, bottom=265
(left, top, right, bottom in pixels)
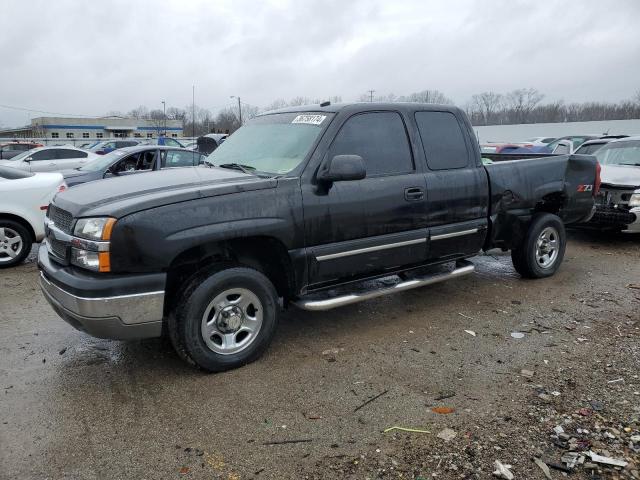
left=591, top=205, right=636, bottom=225
left=48, top=237, right=67, bottom=259
left=48, top=205, right=73, bottom=234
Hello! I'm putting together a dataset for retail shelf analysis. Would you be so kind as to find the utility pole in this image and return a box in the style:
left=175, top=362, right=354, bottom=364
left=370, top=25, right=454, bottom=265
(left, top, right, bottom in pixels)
left=368, top=90, right=375, bottom=102
left=161, top=100, right=166, bottom=135
left=230, top=96, right=242, bottom=126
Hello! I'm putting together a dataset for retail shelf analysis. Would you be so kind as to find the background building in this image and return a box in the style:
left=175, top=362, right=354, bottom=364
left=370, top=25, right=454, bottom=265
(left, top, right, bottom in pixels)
left=0, top=116, right=184, bottom=139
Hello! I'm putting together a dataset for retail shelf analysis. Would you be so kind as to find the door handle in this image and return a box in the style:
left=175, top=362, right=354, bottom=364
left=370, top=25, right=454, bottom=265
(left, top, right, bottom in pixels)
left=404, top=187, right=424, bottom=201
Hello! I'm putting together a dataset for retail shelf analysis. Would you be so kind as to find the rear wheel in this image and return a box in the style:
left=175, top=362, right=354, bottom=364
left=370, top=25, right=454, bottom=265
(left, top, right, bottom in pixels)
left=168, top=266, right=279, bottom=372
left=0, top=220, right=32, bottom=268
left=511, top=213, right=566, bottom=279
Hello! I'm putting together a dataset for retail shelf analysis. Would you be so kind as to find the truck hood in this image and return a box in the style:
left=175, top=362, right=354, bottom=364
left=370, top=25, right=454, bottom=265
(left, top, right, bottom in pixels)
left=53, top=166, right=278, bottom=218
left=600, top=164, right=640, bottom=189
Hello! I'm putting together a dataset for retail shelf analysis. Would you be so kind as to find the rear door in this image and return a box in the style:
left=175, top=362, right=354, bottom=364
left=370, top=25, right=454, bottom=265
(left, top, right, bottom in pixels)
left=302, top=110, right=428, bottom=286
left=54, top=149, right=90, bottom=170
left=414, top=111, right=489, bottom=260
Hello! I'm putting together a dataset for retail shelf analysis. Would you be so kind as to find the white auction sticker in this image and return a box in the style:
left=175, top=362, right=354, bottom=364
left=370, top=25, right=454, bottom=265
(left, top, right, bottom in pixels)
left=292, top=114, right=326, bottom=125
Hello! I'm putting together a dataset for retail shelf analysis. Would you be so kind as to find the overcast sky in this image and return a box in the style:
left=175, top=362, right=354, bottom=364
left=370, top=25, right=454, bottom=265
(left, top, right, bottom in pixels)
left=1, top=0, right=639, bottom=127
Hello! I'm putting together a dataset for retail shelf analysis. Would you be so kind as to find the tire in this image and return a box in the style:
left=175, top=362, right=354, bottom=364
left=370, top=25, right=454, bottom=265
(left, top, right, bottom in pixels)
left=0, top=220, right=32, bottom=268
left=168, top=266, right=279, bottom=372
left=511, top=213, right=566, bottom=279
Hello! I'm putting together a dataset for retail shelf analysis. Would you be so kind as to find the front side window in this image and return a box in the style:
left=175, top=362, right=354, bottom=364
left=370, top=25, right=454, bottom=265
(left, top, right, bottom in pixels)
left=30, top=150, right=56, bottom=161
left=162, top=150, right=200, bottom=168
left=206, top=112, right=333, bottom=175
left=415, top=111, right=470, bottom=170
left=595, top=140, right=640, bottom=167
left=328, top=111, right=413, bottom=176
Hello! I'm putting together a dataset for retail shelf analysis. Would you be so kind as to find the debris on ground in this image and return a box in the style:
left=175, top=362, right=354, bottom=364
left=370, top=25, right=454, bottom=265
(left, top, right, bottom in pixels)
left=492, top=460, right=514, bottom=479
left=353, top=389, right=388, bottom=412
left=383, top=426, right=430, bottom=434
left=431, top=406, right=455, bottom=414
left=587, top=451, right=628, bottom=467
left=533, top=457, right=552, bottom=480
left=58, top=347, right=67, bottom=355
left=510, top=332, right=525, bottom=339
left=464, top=329, right=476, bottom=336
left=436, top=427, right=456, bottom=442
left=520, top=369, right=534, bottom=378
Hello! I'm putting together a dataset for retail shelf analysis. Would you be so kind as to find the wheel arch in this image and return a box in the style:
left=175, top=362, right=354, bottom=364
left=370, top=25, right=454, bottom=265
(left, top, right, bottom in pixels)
left=164, top=235, right=296, bottom=315
left=0, top=213, right=36, bottom=241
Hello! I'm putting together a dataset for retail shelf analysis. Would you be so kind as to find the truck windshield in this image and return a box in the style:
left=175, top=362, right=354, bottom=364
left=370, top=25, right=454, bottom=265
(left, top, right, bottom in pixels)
left=595, top=140, right=640, bottom=167
left=205, top=112, right=333, bottom=174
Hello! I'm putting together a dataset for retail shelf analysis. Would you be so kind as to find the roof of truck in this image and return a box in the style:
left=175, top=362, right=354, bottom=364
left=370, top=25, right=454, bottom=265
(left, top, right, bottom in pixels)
left=261, top=102, right=461, bottom=115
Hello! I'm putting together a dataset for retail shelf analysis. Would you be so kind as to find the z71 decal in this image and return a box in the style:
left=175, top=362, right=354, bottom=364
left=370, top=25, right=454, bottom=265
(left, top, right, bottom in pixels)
left=577, top=184, right=593, bottom=192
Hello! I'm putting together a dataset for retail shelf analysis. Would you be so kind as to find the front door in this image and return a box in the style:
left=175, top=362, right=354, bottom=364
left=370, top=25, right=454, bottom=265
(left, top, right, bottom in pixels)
left=302, top=111, right=428, bottom=287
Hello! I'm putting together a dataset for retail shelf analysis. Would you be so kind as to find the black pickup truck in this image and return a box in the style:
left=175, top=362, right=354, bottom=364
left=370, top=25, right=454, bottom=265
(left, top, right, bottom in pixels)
left=39, top=103, right=598, bottom=371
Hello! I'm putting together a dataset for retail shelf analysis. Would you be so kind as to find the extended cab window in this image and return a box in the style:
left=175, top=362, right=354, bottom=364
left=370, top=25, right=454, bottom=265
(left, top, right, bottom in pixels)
left=205, top=112, right=333, bottom=175
left=328, top=112, right=413, bottom=176
left=415, top=111, right=470, bottom=170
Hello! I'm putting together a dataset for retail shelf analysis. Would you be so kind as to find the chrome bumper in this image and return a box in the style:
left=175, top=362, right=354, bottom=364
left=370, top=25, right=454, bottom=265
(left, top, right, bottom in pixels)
left=39, top=271, right=164, bottom=340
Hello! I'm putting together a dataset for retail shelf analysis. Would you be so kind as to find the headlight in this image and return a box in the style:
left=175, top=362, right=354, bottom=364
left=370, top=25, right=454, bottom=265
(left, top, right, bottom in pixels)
left=73, top=217, right=116, bottom=240
left=70, top=248, right=111, bottom=272
left=629, top=193, right=640, bottom=207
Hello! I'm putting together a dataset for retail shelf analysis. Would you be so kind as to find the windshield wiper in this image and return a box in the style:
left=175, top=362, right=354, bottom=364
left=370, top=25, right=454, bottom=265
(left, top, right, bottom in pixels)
left=619, top=163, right=640, bottom=167
left=217, top=163, right=256, bottom=174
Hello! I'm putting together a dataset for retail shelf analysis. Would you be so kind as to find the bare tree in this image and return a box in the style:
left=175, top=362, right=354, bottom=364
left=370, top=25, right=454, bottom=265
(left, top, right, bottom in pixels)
left=264, top=99, right=287, bottom=111
left=288, top=96, right=310, bottom=106
left=470, top=92, right=503, bottom=125
left=504, top=88, right=544, bottom=124
left=402, top=90, right=453, bottom=105
left=634, top=89, right=640, bottom=105
left=213, top=108, right=241, bottom=133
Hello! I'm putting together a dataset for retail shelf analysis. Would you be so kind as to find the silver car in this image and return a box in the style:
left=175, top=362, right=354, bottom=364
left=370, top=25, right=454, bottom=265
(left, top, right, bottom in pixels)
left=0, top=146, right=98, bottom=172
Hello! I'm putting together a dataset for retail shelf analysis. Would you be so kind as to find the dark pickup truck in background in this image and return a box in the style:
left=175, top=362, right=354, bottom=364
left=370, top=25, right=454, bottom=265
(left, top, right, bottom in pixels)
left=38, top=103, right=599, bottom=371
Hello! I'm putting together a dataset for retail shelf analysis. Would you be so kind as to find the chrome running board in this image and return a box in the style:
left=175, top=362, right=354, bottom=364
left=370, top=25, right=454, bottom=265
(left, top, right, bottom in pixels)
left=294, top=260, right=475, bottom=311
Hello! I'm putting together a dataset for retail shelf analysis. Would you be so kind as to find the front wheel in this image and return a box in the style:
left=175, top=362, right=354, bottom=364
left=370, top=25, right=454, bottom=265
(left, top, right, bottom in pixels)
left=511, top=213, right=566, bottom=279
left=0, top=220, right=32, bottom=268
left=169, top=266, right=279, bottom=372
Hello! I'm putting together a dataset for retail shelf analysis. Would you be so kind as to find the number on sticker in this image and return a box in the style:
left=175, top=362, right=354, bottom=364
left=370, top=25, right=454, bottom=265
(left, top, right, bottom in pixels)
left=292, top=115, right=326, bottom=125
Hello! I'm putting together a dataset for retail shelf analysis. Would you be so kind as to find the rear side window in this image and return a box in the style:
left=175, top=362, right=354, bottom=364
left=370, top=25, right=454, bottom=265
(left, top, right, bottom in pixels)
left=328, top=112, right=413, bottom=176
left=57, top=149, right=87, bottom=159
left=415, top=111, right=470, bottom=170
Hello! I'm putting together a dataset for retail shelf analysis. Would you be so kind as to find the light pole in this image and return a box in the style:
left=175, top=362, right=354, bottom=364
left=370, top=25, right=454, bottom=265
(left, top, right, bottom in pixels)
left=230, top=95, right=242, bottom=126
left=161, top=101, right=166, bottom=135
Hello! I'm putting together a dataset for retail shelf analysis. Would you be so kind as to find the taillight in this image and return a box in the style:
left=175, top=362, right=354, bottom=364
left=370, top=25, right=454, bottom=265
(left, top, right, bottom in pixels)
left=594, top=162, right=601, bottom=196
left=58, top=184, right=67, bottom=193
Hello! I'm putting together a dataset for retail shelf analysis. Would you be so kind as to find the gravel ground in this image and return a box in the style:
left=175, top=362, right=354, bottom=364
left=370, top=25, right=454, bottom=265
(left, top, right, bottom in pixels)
left=1, top=230, right=639, bottom=479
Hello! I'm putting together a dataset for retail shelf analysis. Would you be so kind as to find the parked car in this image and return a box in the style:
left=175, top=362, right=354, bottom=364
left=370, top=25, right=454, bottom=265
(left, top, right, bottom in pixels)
left=546, top=135, right=600, bottom=154
left=0, top=141, right=43, bottom=160
left=523, top=136, right=556, bottom=146
left=0, top=166, right=66, bottom=268
left=142, top=136, right=185, bottom=148
left=587, top=136, right=640, bottom=232
left=480, top=143, right=529, bottom=154
left=38, top=103, right=597, bottom=371
left=0, top=146, right=98, bottom=172
left=574, top=138, right=614, bottom=155
left=88, top=140, right=140, bottom=155
left=196, top=134, right=229, bottom=155
left=61, top=146, right=207, bottom=187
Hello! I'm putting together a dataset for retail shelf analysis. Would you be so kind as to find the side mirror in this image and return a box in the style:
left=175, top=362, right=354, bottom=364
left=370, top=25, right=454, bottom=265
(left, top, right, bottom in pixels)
left=24, top=157, right=32, bottom=162
left=317, top=155, right=366, bottom=183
